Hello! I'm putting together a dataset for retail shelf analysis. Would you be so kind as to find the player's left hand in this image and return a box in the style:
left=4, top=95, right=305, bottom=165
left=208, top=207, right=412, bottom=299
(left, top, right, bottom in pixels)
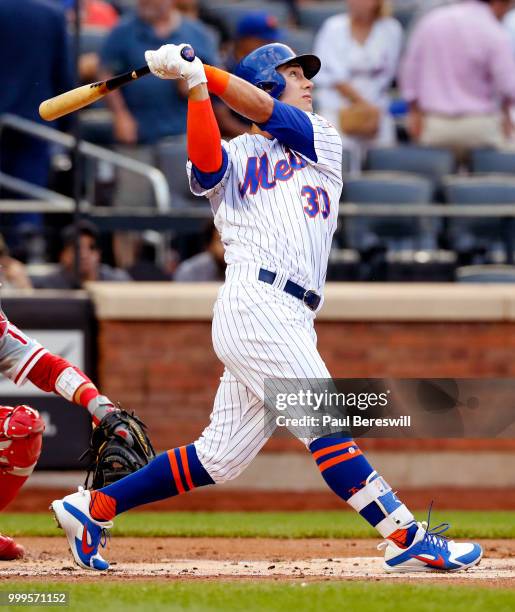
left=145, top=43, right=207, bottom=89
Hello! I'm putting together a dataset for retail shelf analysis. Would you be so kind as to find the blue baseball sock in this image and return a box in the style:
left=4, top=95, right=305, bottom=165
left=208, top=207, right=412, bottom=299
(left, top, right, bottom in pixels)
left=310, top=437, right=418, bottom=546
left=89, top=444, right=214, bottom=519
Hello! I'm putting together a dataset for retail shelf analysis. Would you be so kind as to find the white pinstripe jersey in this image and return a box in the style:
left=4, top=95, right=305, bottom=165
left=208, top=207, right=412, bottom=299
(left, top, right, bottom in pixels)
left=188, top=112, right=343, bottom=294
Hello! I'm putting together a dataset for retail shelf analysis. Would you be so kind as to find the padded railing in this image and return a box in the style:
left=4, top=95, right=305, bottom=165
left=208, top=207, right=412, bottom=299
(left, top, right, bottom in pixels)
left=0, top=113, right=171, bottom=211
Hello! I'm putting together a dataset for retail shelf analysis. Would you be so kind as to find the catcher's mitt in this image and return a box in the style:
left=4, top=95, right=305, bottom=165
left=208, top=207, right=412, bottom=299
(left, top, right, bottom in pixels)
left=81, top=409, right=155, bottom=490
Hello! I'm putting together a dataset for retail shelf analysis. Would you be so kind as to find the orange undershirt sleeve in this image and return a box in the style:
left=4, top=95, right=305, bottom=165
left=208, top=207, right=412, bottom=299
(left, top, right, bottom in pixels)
left=204, top=65, right=230, bottom=97
left=187, top=97, right=223, bottom=173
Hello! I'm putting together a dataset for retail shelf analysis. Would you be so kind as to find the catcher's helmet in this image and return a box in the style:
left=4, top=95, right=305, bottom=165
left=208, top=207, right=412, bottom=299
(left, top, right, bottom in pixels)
left=234, top=43, right=321, bottom=99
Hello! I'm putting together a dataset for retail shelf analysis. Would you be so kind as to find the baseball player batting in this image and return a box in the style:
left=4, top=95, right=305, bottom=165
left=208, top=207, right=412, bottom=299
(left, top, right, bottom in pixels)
left=51, top=43, right=482, bottom=573
left=0, top=310, right=154, bottom=560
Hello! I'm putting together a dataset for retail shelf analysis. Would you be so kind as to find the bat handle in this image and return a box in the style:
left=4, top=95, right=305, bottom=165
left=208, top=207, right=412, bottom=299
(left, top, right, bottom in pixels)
left=105, top=65, right=150, bottom=91
left=133, top=65, right=151, bottom=79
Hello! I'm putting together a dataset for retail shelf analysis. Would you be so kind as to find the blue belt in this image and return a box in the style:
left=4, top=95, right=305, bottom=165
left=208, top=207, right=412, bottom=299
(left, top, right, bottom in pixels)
left=258, top=268, right=321, bottom=312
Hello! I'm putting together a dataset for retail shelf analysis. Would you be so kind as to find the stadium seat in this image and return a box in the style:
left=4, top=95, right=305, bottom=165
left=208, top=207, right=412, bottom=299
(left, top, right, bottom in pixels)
left=156, top=139, right=200, bottom=209
left=27, top=263, right=61, bottom=285
left=456, top=264, right=515, bottom=283
left=366, top=146, right=455, bottom=187
left=283, top=28, right=315, bottom=55
left=443, top=175, right=515, bottom=257
left=470, top=148, right=515, bottom=175
left=342, top=171, right=434, bottom=251
left=326, top=249, right=360, bottom=281
left=386, top=249, right=457, bottom=282
left=207, top=2, right=290, bottom=34
left=297, top=1, right=344, bottom=31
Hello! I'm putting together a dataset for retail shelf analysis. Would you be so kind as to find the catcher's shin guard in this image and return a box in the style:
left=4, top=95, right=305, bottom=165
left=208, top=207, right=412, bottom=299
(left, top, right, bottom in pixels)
left=0, top=473, right=30, bottom=510
left=0, top=405, right=45, bottom=509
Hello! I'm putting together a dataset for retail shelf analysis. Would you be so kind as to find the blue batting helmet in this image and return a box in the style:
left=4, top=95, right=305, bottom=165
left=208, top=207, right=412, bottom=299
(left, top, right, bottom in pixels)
left=234, top=43, right=321, bottom=99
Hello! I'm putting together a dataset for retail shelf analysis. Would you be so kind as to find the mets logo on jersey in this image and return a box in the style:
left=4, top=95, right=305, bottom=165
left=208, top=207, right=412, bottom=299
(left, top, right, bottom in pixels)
left=238, top=148, right=331, bottom=220
left=239, top=148, right=307, bottom=197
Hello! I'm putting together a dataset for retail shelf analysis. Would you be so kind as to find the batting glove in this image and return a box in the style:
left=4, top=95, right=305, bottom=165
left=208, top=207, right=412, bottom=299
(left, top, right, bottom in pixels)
left=145, top=43, right=207, bottom=89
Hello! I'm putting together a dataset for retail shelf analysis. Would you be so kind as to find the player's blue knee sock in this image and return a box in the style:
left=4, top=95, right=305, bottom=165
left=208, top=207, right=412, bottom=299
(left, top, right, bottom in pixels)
left=89, top=444, right=214, bottom=519
left=310, top=437, right=418, bottom=546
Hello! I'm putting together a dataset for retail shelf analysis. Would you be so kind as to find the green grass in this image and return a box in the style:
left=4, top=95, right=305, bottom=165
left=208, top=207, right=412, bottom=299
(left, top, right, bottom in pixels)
left=1, top=511, right=514, bottom=539
left=1, top=582, right=514, bottom=612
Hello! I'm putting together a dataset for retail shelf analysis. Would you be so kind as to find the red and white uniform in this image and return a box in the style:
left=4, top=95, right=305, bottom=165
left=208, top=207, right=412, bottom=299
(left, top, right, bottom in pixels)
left=0, top=309, right=95, bottom=400
left=0, top=307, right=117, bottom=560
left=0, top=310, right=49, bottom=510
left=0, top=311, right=48, bottom=387
left=0, top=308, right=100, bottom=511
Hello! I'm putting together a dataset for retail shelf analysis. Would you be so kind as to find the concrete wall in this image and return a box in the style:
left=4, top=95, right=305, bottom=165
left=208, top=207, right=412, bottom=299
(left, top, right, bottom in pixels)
left=85, top=282, right=515, bottom=488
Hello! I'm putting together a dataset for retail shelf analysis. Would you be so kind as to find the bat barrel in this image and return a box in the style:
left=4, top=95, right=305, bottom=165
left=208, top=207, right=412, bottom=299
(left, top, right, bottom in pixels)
left=39, top=65, right=149, bottom=122
left=39, top=81, right=109, bottom=121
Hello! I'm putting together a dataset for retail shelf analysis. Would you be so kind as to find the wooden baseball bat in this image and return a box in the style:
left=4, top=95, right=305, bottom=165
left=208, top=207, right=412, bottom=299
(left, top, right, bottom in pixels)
left=39, top=65, right=150, bottom=121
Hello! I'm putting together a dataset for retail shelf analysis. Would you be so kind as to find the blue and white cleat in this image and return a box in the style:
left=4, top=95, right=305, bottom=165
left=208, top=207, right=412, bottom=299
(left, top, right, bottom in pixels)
left=379, top=506, right=483, bottom=573
left=50, top=487, right=112, bottom=571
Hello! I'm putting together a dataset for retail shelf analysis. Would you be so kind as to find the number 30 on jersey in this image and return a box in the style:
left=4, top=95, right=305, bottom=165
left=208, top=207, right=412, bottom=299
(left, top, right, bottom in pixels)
left=301, top=186, right=330, bottom=219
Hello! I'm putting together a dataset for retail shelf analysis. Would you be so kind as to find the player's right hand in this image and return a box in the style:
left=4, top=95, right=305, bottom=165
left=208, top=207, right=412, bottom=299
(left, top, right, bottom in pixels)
left=145, top=44, right=207, bottom=89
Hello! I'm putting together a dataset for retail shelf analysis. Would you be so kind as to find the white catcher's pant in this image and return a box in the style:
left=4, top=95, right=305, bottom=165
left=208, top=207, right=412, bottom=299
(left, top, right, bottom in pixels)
left=194, top=263, right=331, bottom=483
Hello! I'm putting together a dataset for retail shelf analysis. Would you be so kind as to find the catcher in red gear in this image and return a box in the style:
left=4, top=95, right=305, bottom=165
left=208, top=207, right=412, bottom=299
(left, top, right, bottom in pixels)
left=0, top=309, right=141, bottom=560
left=0, top=404, right=45, bottom=559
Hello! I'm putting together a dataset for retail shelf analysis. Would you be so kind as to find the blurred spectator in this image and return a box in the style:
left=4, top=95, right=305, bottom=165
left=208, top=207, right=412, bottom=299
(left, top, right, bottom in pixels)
left=231, top=12, right=285, bottom=69
left=0, top=236, right=33, bottom=290
left=82, top=0, right=118, bottom=28
left=504, top=6, right=515, bottom=53
left=279, top=0, right=299, bottom=23
left=63, top=0, right=120, bottom=82
left=503, top=6, right=515, bottom=130
left=99, top=0, right=219, bottom=211
left=314, top=0, right=403, bottom=172
left=258, top=0, right=298, bottom=23
left=400, top=0, right=515, bottom=160
left=33, top=221, right=130, bottom=289
left=182, top=1, right=232, bottom=53
left=408, top=0, right=457, bottom=32
left=100, top=0, right=219, bottom=146
left=215, top=11, right=284, bottom=138
left=175, top=0, right=198, bottom=19
left=0, top=0, right=72, bottom=248
left=174, top=222, right=225, bottom=282
left=127, top=231, right=171, bottom=281
left=64, top=0, right=119, bottom=28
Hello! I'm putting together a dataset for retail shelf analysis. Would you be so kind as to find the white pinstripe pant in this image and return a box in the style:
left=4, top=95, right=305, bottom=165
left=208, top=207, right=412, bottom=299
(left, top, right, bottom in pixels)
left=194, top=264, right=331, bottom=483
